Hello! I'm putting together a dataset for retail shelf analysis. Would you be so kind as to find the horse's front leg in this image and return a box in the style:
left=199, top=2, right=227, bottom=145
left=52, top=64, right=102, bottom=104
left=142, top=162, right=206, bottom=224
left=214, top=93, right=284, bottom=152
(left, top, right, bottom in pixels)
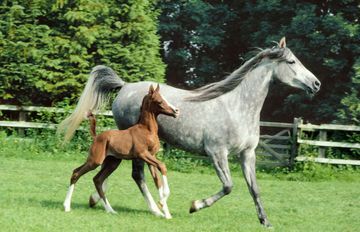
left=190, top=147, right=233, bottom=213
left=148, top=165, right=171, bottom=219
left=240, top=148, right=271, bottom=227
left=132, top=159, right=165, bottom=218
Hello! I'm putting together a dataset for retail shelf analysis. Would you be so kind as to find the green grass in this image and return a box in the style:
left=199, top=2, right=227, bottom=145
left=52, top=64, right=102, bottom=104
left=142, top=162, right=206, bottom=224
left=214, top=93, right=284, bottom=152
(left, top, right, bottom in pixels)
left=0, top=136, right=359, bottom=231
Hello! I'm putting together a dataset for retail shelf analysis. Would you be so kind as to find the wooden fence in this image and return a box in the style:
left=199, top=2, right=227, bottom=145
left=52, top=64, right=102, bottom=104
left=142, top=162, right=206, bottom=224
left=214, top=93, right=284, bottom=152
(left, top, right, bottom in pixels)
left=0, top=105, right=359, bottom=166
left=295, top=119, right=360, bottom=165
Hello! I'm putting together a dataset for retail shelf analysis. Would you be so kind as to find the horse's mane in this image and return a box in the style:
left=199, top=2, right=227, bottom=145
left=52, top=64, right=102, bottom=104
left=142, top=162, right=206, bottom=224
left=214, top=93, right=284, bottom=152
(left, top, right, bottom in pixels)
left=187, top=47, right=289, bottom=102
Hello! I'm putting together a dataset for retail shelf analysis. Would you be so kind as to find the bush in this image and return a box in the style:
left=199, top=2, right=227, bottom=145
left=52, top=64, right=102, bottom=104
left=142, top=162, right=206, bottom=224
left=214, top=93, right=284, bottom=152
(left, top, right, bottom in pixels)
left=0, top=0, right=165, bottom=106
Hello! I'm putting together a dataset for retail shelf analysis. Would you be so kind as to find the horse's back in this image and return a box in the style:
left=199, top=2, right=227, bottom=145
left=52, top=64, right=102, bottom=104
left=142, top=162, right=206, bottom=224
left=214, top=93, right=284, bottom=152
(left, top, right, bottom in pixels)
left=111, top=81, right=252, bottom=155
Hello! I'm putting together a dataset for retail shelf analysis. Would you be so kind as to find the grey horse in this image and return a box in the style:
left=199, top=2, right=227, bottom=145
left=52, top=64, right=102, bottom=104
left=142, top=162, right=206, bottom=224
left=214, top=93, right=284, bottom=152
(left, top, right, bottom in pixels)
left=59, top=37, right=320, bottom=227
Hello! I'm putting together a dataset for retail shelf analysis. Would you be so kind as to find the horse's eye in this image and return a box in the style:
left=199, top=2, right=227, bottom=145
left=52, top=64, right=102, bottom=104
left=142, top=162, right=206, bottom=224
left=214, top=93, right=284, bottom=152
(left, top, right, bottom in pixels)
left=287, top=60, right=295, bottom=64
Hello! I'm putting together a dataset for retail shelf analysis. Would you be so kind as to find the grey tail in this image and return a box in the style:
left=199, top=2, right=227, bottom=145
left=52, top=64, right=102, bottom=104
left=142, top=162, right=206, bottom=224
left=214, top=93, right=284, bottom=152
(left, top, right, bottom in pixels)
left=57, top=65, right=125, bottom=142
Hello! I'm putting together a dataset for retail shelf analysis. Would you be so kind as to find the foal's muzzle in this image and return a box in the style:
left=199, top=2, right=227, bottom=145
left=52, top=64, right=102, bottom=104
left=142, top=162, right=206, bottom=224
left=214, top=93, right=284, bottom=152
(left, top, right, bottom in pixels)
left=172, top=108, right=180, bottom=118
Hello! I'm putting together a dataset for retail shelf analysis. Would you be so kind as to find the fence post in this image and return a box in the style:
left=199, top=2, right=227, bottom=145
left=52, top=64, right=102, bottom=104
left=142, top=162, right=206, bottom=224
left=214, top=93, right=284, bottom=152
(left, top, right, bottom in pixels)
left=318, top=130, right=327, bottom=158
left=18, top=108, right=26, bottom=137
left=289, top=118, right=302, bottom=168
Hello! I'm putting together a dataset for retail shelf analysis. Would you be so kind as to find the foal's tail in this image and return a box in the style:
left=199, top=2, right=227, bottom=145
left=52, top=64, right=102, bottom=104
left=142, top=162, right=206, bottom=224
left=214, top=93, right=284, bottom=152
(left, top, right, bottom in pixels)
left=57, top=65, right=125, bottom=142
left=87, top=111, right=97, bottom=140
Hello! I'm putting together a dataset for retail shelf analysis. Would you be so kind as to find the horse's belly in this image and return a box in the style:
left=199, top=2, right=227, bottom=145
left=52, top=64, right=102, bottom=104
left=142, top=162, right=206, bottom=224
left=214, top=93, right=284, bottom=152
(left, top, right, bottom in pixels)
left=157, top=116, right=205, bottom=154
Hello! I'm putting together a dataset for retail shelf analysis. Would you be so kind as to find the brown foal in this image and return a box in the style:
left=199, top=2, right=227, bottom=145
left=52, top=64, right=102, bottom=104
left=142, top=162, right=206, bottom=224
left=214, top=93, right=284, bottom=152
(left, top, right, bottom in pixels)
left=63, top=84, right=179, bottom=219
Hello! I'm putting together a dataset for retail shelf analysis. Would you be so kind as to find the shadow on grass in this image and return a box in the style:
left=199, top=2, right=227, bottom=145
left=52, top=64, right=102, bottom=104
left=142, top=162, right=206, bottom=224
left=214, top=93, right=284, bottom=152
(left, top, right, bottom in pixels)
left=39, top=199, right=151, bottom=215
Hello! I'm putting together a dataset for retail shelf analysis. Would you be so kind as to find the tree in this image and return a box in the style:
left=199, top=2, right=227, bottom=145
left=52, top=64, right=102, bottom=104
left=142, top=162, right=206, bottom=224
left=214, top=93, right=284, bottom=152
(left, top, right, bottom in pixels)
left=157, top=0, right=359, bottom=123
left=0, top=0, right=165, bottom=106
left=158, top=0, right=235, bottom=88
left=337, top=58, right=360, bottom=124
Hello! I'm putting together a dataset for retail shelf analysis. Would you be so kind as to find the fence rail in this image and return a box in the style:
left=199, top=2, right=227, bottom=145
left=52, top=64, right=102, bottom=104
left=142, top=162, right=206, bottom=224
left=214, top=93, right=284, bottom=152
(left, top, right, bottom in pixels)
left=0, top=104, right=359, bottom=166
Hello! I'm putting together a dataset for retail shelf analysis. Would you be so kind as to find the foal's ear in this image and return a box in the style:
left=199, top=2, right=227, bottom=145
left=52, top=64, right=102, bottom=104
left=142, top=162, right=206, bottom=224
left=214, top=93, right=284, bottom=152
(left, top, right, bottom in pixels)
left=279, top=37, right=286, bottom=48
left=149, top=84, right=155, bottom=94
left=155, top=83, right=160, bottom=92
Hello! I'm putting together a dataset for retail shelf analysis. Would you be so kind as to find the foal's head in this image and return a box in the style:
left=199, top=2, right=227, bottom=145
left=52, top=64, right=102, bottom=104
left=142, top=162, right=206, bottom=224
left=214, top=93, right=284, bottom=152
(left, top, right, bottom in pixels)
left=142, top=84, right=179, bottom=118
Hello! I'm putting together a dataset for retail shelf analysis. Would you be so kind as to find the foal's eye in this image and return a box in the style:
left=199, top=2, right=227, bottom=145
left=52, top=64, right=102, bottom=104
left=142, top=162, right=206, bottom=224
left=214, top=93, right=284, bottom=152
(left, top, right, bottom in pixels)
left=286, top=60, right=295, bottom=64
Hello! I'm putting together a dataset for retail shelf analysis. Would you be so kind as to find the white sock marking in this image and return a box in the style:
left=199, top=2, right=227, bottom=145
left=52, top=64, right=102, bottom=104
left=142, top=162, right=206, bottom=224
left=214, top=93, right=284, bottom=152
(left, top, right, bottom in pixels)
left=159, top=175, right=172, bottom=219
left=63, top=184, right=75, bottom=212
left=142, top=183, right=164, bottom=217
left=101, top=198, right=116, bottom=214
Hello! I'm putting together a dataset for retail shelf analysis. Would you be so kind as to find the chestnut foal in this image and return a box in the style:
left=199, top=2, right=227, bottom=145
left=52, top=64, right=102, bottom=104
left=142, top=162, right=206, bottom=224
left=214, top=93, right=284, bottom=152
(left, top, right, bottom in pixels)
left=63, top=84, right=179, bottom=219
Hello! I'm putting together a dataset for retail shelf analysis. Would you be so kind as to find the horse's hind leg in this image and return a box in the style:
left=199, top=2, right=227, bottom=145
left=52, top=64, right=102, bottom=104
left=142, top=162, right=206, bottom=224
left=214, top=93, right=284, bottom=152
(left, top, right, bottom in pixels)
left=93, top=156, right=121, bottom=213
left=190, top=148, right=233, bottom=213
left=240, top=149, right=271, bottom=227
left=63, top=162, right=99, bottom=212
left=132, top=159, right=165, bottom=217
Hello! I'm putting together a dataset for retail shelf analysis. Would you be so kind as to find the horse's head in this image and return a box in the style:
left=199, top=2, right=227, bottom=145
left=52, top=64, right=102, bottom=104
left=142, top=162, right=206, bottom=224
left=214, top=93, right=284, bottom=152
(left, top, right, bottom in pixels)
left=145, top=84, right=180, bottom=118
left=264, top=37, right=321, bottom=95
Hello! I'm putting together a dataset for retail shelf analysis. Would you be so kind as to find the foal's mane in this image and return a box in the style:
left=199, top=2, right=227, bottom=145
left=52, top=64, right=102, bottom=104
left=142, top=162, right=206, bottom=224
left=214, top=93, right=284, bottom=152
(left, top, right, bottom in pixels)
left=187, top=47, right=289, bottom=102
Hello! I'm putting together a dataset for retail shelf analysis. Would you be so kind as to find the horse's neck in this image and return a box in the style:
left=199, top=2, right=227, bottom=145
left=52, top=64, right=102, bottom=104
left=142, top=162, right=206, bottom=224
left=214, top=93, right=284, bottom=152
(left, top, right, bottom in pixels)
left=227, top=65, right=272, bottom=115
left=138, top=109, right=158, bottom=133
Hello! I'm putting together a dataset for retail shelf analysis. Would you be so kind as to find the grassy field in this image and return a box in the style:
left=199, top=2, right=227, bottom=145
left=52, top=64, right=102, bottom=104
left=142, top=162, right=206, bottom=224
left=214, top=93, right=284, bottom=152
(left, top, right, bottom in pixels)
left=0, top=138, right=359, bottom=231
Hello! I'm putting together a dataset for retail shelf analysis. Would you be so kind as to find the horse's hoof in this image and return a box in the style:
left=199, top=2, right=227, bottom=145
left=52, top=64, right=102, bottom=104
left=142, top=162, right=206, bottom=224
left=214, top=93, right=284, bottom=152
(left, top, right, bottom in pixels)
left=189, top=201, right=197, bottom=214
left=89, top=196, right=97, bottom=208
left=261, top=219, right=273, bottom=228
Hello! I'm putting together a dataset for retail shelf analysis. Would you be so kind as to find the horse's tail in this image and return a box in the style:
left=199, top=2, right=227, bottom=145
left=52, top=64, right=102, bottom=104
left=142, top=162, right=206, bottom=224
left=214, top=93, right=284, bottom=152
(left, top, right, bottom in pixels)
left=57, top=65, right=125, bottom=142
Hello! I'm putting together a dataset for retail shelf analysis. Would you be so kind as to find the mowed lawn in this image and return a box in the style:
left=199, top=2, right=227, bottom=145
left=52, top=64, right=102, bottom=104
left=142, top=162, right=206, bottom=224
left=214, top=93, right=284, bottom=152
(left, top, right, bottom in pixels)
left=0, top=154, right=359, bottom=232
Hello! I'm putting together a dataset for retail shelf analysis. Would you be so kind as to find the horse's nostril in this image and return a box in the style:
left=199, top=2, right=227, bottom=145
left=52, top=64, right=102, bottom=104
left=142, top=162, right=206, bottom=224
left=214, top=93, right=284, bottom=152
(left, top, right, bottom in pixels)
left=313, top=80, right=321, bottom=91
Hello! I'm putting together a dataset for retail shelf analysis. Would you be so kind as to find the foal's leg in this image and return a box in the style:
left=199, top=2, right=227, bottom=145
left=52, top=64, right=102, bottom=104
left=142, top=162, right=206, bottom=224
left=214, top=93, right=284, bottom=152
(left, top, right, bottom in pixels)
left=240, top=148, right=271, bottom=227
left=148, top=165, right=170, bottom=216
left=190, top=148, right=233, bottom=213
left=93, top=156, right=122, bottom=213
left=132, top=159, right=165, bottom=217
left=141, top=153, right=172, bottom=219
left=88, top=157, right=121, bottom=208
left=63, top=162, right=99, bottom=212
left=89, top=180, right=107, bottom=208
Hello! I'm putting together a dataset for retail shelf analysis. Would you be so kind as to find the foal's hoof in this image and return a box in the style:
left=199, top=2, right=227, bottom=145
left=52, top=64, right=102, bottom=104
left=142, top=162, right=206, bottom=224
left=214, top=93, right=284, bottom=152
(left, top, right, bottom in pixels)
left=106, top=209, right=118, bottom=214
left=63, top=202, right=71, bottom=212
left=89, top=196, right=97, bottom=208
left=152, top=210, right=165, bottom=218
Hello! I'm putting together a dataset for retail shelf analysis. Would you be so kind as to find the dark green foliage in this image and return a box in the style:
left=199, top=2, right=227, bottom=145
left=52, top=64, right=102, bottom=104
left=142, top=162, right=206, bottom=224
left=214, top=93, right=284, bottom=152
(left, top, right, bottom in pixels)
left=157, top=0, right=359, bottom=124
left=0, top=0, right=165, bottom=106
left=337, top=57, right=360, bottom=124
left=158, top=0, right=236, bottom=88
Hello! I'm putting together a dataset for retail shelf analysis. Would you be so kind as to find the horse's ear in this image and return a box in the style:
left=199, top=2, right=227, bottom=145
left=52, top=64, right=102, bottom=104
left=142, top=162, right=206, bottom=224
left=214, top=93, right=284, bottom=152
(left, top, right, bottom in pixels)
left=149, top=84, right=155, bottom=94
left=279, top=37, right=286, bottom=48
left=155, top=84, right=160, bottom=92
